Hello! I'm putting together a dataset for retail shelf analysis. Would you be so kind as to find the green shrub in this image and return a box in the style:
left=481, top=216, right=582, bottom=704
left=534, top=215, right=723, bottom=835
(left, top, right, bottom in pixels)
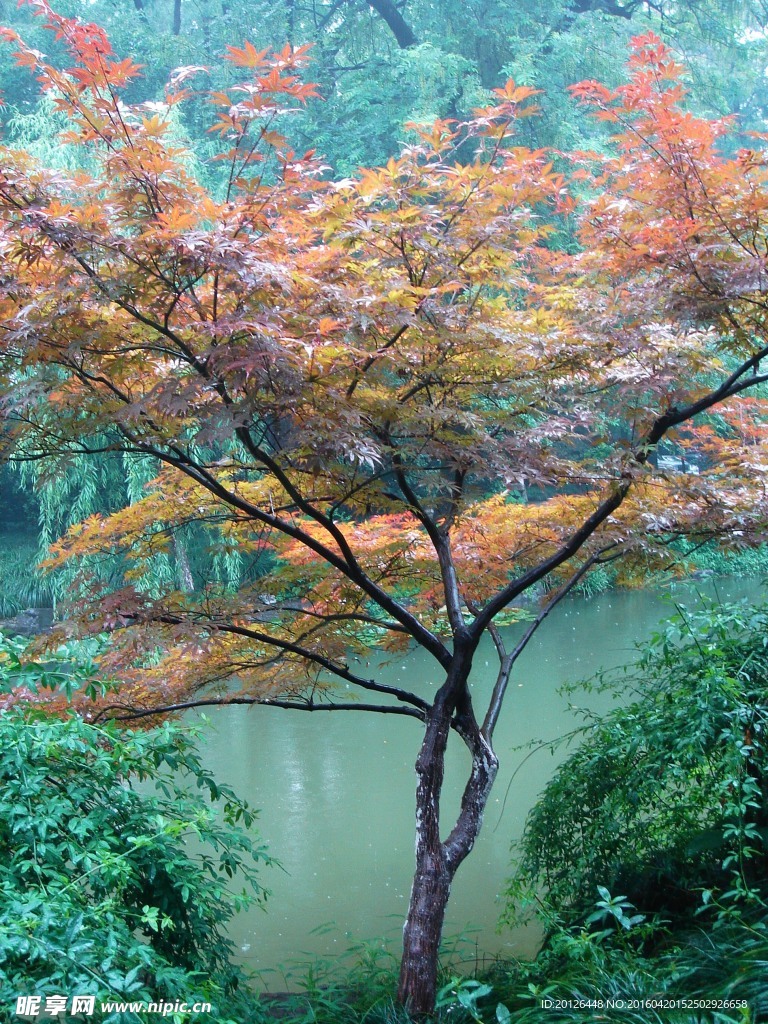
left=506, top=600, right=768, bottom=931
left=482, top=918, right=768, bottom=1023
left=490, top=599, right=768, bottom=1024
left=0, top=708, right=273, bottom=1023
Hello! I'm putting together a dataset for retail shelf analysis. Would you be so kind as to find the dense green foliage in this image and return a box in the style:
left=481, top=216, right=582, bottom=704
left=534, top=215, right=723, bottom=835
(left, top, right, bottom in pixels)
left=0, top=538, right=55, bottom=617
left=0, top=706, right=272, bottom=1022
left=507, top=600, right=768, bottom=926
left=184, top=920, right=768, bottom=1023
left=487, top=599, right=768, bottom=1023
left=0, top=0, right=766, bottom=179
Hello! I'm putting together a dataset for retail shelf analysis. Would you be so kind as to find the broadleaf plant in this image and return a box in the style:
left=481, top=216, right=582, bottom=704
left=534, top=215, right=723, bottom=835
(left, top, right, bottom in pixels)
left=0, top=707, right=272, bottom=1023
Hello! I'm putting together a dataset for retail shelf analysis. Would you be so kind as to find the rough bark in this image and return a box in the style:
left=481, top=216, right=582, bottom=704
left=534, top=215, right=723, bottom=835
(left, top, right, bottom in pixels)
left=398, top=842, right=452, bottom=1013
left=398, top=698, right=453, bottom=1013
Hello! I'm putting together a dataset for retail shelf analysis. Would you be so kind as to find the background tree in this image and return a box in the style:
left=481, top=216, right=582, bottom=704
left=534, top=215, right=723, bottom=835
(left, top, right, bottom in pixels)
left=3, top=7, right=768, bottom=1013
left=0, top=0, right=766, bottom=175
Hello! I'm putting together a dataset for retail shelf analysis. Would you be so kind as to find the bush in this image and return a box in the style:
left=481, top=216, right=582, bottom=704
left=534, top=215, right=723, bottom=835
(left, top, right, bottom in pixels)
left=490, top=599, right=768, bottom=1023
left=506, top=599, right=768, bottom=932
left=0, top=708, right=273, bottom=1023
left=482, top=917, right=768, bottom=1023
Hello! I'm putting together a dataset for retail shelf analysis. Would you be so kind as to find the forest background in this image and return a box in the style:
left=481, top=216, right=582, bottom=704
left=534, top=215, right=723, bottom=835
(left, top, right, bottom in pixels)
left=1, top=0, right=767, bottom=581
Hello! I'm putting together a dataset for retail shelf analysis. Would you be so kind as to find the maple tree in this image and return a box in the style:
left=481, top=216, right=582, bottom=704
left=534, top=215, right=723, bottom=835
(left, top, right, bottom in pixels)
left=2, top=5, right=768, bottom=1012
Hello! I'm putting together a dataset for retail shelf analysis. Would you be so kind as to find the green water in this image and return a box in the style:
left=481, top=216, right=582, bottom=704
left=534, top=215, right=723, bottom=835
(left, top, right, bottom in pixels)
left=192, top=578, right=765, bottom=981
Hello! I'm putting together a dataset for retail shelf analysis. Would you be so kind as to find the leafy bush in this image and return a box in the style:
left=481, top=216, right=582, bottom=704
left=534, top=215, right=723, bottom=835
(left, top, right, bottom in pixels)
left=506, top=600, right=768, bottom=931
left=0, top=708, right=273, bottom=1023
left=488, top=599, right=768, bottom=1023
left=481, top=916, right=768, bottom=1023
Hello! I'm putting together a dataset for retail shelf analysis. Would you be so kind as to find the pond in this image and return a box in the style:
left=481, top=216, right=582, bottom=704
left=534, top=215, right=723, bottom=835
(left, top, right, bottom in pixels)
left=192, top=578, right=765, bottom=983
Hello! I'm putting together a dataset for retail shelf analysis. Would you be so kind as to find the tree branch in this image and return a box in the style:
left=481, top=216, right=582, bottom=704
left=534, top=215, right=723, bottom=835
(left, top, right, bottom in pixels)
left=471, top=354, right=768, bottom=640
left=480, top=545, right=619, bottom=740
left=93, top=695, right=427, bottom=723
left=152, top=613, right=431, bottom=712
left=570, top=0, right=642, bottom=20
left=115, top=429, right=452, bottom=669
left=364, top=0, right=418, bottom=47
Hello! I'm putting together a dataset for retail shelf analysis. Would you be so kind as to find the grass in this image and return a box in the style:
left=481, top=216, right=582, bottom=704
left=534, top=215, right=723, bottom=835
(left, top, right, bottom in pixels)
left=253, top=924, right=767, bottom=1023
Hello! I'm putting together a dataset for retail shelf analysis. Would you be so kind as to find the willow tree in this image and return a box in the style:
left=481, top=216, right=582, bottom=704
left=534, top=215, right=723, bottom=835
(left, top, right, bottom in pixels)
left=2, top=7, right=768, bottom=1012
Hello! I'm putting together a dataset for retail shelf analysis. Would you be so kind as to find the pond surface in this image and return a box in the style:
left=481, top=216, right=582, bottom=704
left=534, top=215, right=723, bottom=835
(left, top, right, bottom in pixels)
left=193, top=578, right=765, bottom=983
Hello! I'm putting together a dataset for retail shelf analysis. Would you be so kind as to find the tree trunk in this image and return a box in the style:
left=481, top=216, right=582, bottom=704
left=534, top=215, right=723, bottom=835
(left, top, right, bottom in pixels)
left=173, top=536, right=194, bottom=592
left=172, top=0, right=181, bottom=36
left=398, top=699, right=453, bottom=1014
left=397, top=662, right=499, bottom=1015
left=366, top=0, right=419, bottom=48
left=399, top=844, right=452, bottom=1014
left=286, top=0, right=295, bottom=43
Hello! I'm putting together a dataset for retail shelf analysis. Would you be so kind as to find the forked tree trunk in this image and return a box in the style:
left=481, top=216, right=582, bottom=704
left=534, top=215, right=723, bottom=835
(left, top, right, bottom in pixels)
left=397, top=674, right=499, bottom=1015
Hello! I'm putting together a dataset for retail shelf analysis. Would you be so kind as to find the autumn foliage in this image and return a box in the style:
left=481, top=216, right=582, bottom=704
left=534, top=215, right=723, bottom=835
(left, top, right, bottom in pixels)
left=2, top=5, right=768, bottom=1011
